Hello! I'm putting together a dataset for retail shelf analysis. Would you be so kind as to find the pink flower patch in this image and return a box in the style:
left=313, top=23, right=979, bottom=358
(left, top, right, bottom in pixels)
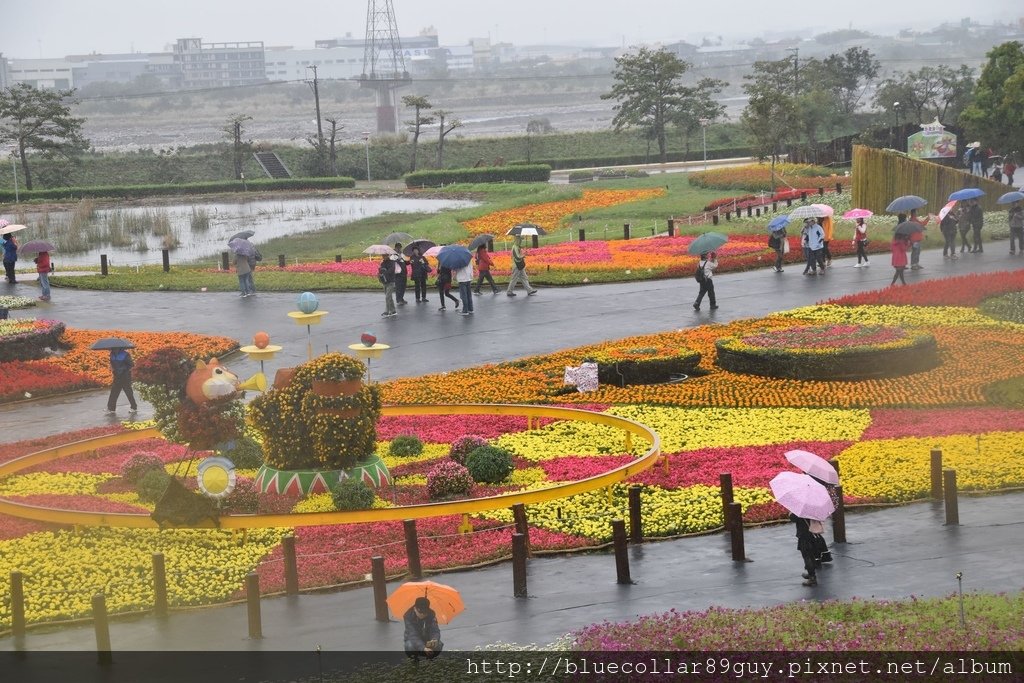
left=280, top=261, right=381, bottom=276
left=377, top=404, right=610, bottom=442
left=862, top=408, right=1024, bottom=440
left=25, top=439, right=191, bottom=475
left=4, top=494, right=149, bottom=514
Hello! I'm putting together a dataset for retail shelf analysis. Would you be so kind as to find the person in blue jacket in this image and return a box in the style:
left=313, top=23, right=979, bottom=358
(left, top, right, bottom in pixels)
left=107, top=348, right=139, bottom=414
left=404, top=597, right=443, bottom=660
left=2, top=233, right=17, bottom=284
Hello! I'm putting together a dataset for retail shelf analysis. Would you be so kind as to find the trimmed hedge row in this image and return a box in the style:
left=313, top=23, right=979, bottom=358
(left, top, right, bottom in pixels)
left=0, top=177, right=356, bottom=202
left=0, top=320, right=66, bottom=361
left=404, top=165, right=552, bottom=188
left=512, top=146, right=756, bottom=171
left=590, top=347, right=702, bottom=386
left=714, top=333, right=940, bottom=381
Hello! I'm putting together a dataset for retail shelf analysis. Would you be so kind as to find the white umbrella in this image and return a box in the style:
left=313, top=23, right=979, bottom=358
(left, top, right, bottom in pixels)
left=363, top=244, right=397, bottom=256
left=788, top=205, right=829, bottom=220
left=0, top=224, right=31, bottom=235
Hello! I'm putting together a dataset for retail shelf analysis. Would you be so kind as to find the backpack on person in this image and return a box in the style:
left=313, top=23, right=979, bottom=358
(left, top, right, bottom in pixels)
left=694, top=261, right=706, bottom=283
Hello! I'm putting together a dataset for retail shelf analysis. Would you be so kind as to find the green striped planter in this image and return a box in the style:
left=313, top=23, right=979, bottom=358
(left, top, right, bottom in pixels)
left=254, top=455, right=391, bottom=496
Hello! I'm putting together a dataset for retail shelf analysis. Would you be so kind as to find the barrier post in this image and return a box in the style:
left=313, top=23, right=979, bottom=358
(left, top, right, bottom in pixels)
left=277, top=254, right=286, bottom=268
left=712, top=214, right=719, bottom=225
left=487, top=239, right=494, bottom=252
left=335, top=254, right=342, bottom=263
left=623, top=223, right=631, bottom=240
left=92, top=593, right=113, bottom=665
left=512, top=533, right=528, bottom=597
left=404, top=519, right=422, bottom=579
left=611, top=519, right=631, bottom=584
left=578, top=229, right=586, bottom=241
left=282, top=535, right=299, bottom=595
left=152, top=553, right=168, bottom=617
left=719, top=473, right=734, bottom=530
left=943, top=469, right=959, bottom=525
left=246, top=572, right=262, bottom=638
left=667, top=219, right=675, bottom=236
left=371, top=556, right=389, bottom=622
left=931, top=449, right=944, bottom=500
left=100, top=254, right=108, bottom=276
left=512, top=503, right=531, bottom=556
left=628, top=485, right=643, bottom=543
left=221, top=252, right=230, bottom=270
left=161, top=249, right=170, bottom=272
left=832, top=485, right=847, bottom=543
left=11, top=571, right=26, bottom=639
left=531, top=235, right=539, bottom=248
left=728, top=502, right=746, bottom=561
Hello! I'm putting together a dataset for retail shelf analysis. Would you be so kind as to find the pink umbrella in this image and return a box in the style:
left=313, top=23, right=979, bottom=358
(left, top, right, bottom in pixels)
left=769, top=471, right=835, bottom=521
left=784, top=449, right=839, bottom=485
left=841, top=208, right=873, bottom=220
left=422, top=245, right=443, bottom=258
left=938, top=200, right=958, bottom=221
left=810, top=203, right=834, bottom=217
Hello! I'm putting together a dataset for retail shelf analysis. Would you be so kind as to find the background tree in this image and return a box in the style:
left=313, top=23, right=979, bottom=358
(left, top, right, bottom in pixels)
left=435, top=109, right=462, bottom=168
left=305, top=115, right=342, bottom=176
left=0, top=84, right=88, bottom=190
left=223, top=113, right=253, bottom=180
left=602, top=47, right=690, bottom=163
left=961, top=41, right=1024, bottom=153
left=874, top=66, right=974, bottom=125
left=820, top=47, right=881, bottom=115
left=402, top=94, right=434, bottom=173
left=672, top=77, right=727, bottom=156
left=524, top=117, right=553, bottom=163
left=741, top=60, right=799, bottom=183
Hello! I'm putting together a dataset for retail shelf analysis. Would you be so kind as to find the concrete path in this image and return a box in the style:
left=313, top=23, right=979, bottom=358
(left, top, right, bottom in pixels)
left=2, top=246, right=1022, bottom=443
left=3, top=492, right=1021, bottom=653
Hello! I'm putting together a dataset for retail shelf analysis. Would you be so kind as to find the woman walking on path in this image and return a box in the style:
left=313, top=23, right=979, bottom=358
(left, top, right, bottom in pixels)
left=957, top=204, right=973, bottom=253
left=1009, top=204, right=1024, bottom=256
left=967, top=199, right=984, bottom=253
left=436, top=266, right=460, bottom=311
left=790, top=513, right=820, bottom=587
left=940, top=207, right=960, bottom=259
left=408, top=247, right=432, bottom=303
left=474, top=245, right=498, bottom=294
left=455, top=258, right=475, bottom=316
left=392, top=244, right=409, bottom=305
left=890, top=234, right=910, bottom=286
left=34, top=250, right=51, bottom=301
left=506, top=235, right=538, bottom=297
left=852, top=218, right=870, bottom=267
left=769, top=228, right=787, bottom=273
left=107, top=348, right=138, bottom=415
left=819, top=215, right=834, bottom=267
left=801, top=218, right=825, bottom=275
left=692, top=251, right=718, bottom=311
left=234, top=250, right=252, bottom=297
left=908, top=209, right=930, bottom=270
left=2, top=233, right=17, bottom=284
left=377, top=254, right=397, bottom=318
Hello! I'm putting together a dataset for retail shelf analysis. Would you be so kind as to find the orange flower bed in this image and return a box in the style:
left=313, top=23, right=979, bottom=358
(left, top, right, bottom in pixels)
left=461, top=188, right=665, bottom=238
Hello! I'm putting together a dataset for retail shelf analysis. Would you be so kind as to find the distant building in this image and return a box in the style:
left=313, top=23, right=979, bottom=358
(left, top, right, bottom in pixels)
left=264, top=46, right=366, bottom=80
left=173, top=38, right=266, bottom=89
left=65, top=52, right=182, bottom=88
left=0, top=54, right=9, bottom=88
left=315, top=33, right=438, bottom=51
left=5, top=57, right=74, bottom=89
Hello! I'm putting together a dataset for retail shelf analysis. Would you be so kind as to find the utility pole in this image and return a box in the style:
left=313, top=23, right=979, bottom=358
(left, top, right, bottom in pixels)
left=307, top=65, right=325, bottom=172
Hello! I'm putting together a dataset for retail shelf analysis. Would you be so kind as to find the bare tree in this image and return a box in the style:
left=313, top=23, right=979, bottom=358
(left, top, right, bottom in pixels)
left=524, top=118, right=553, bottom=163
left=435, top=110, right=462, bottom=168
left=402, top=94, right=434, bottom=173
left=223, top=113, right=253, bottom=180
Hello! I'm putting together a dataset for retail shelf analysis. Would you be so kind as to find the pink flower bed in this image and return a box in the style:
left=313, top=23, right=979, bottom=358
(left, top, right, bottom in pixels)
left=377, top=405, right=610, bottom=442
left=281, top=261, right=381, bottom=276
left=827, top=270, right=1024, bottom=307
left=3, top=494, right=150, bottom=514
left=861, top=408, right=1024, bottom=440
left=24, top=439, right=191, bottom=475
left=0, top=425, right=126, bottom=463
left=0, top=513, right=54, bottom=540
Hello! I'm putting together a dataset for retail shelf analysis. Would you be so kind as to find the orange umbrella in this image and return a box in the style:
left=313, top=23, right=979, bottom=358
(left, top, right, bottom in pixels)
left=386, top=580, right=464, bottom=624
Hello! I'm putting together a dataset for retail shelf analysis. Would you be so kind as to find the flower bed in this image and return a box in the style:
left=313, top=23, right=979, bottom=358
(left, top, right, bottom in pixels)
left=828, top=270, right=1024, bottom=308
left=0, top=319, right=65, bottom=361
left=715, top=324, right=940, bottom=380
left=688, top=163, right=851, bottom=192
left=0, top=295, right=37, bottom=310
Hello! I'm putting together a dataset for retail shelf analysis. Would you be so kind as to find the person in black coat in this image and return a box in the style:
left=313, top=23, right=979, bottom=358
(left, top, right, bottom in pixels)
left=404, top=597, right=443, bottom=660
left=790, top=513, right=819, bottom=586
left=408, top=247, right=432, bottom=303
left=392, top=244, right=409, bottom=304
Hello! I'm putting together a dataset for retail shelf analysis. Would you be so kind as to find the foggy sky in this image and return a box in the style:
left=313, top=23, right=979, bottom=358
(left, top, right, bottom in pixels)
left=4, top=0, right=1019, bottom=59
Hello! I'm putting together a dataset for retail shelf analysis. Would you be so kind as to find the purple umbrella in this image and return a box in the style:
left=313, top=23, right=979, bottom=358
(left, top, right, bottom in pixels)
left=784, top=449, right=839, bottom=485
left=769, top=471, right=835, bottom=521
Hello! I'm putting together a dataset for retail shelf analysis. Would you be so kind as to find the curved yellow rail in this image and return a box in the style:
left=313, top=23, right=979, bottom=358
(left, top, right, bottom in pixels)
left=0, top=404, right=660, bottom=529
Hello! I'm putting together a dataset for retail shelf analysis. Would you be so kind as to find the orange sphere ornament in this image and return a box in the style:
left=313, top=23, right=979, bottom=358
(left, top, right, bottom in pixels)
left=253, top=331, right=270, bottom=349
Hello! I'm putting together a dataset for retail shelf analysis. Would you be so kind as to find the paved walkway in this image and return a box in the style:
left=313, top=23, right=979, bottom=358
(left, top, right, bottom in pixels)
left=2, top=246, right=1022, bottom=442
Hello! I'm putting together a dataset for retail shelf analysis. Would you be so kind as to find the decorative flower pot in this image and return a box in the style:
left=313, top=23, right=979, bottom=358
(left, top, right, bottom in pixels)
left=311, top=378, right=362, bottom=418
left=254, top=454, right=392, bottom=496
left=273, top=367, right=297, bottom=389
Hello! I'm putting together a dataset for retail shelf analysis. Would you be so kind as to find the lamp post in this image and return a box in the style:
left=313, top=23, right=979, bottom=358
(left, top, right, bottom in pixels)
left=892, top=102, right=901, bottom=150
left=362, top=131, right=371, bottom=182
left=699, top=118, right=710, bottom=171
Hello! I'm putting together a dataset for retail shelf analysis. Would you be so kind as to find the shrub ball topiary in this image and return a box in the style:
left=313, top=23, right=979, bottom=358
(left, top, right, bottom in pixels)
left=388, top=435, right=424, bottom=458
left=449, top=435, right=488, bottom=465
left=465, top=446, right=515, bottom=484
left=134, top=347, right=193, bottom=391
left=120, top=452, right=165, bottom=485
left=589, top=346, right=701, bottom=386
left=331, top=477, right=376, bottom=511
left=224, top=436, right=264, bottom=469
left=137, top=468, right=172, bottom=503
left=426, top=460, right=474, bottom=500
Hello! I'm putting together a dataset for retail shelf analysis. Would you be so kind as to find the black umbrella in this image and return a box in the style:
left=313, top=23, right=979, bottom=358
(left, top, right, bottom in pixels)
left=229, top=230, right=255, bottom=243
left=468, top=234, right=494, bottom=251
left=893, top=221, right=923, bottom=237
left=506, top=223, right=547, bottom=236
left=403, top=239, right=436, bottom=256
left=90, top=337, right=135, bottom=350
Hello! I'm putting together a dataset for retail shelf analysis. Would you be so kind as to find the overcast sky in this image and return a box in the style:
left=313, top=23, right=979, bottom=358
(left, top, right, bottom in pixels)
left=3, top=0, right=1019, bottom=59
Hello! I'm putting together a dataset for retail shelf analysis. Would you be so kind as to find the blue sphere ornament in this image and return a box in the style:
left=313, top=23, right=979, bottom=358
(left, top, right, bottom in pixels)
left=297, top=291, right=319, bottom=314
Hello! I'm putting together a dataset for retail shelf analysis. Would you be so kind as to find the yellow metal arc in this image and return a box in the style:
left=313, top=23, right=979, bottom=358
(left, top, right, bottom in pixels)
left=0, top=404, right=660, bottom=530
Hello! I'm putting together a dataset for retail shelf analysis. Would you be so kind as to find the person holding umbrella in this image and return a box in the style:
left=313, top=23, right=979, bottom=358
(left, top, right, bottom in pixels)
left=907, top=209, right=930, bottom=270
left=104, top=344, right=138, bottom=415
left=455, top=256, right=475, bottom=316
left=890, top=232, right=910, bottom=286
left=692, top=251, right=718, bottom=310
left=940, top=205, right=961, bottom=259
left=408, top=246, right=432, bottom=303
left=403, top=596, right=444, bottom=661
left=473, top=244, right=498, bottom=294
left=800, top=218, right=825, bottom=275
left=967, top=199, right=984, bottom=253
left=436, top=266, right=459, bottom=311
left=506, top=235, right=537, bottom=297
left=770, top=471, right=834, bottom=587
left=378, top=253, right=398, bottom=317
left=35, top=249, right=51, bottom=302
left=1009, top=203, right=1024, bottom=255
left=392, top=243, right=409, bottom=305
left=2, top=232, right=17, bottom=284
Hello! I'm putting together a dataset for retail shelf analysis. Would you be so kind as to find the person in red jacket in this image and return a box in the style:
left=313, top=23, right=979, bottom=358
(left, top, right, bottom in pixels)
left=34, top=250, right=51, bottom=301
left=473, top=244, right=498, bottom=294
left=890, top=234, right=910, bottom=286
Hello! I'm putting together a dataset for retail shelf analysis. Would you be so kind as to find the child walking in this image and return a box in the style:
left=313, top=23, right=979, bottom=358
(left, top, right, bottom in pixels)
left=436, top=266, right=460, bottom=311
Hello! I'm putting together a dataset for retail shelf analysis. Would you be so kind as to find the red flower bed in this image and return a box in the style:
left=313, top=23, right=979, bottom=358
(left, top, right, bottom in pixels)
left=861, top=408, right=1024, bottom=440
left=377, top=405, right=611, bottom=442
left=0, top=512, right=55, bottom=540
left=25, top=439, right=191, bottom=475
left=827, top=270, right=1024, bottom=308
left=0, top=425, right=126, bottom=462
left=3, top=494, right=150, bottom=514
left=0, top=361, right=98, bottom=402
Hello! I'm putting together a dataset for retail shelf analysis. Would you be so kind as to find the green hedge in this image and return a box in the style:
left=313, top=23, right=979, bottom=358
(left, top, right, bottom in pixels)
left=589, top=347, right=702, bottom=386
left=715, top=333, right=940, bottom=381
left=0, top=177, right=356, bottom=202
left=404, top=165, right=552, bottom=188
left=523, top=146, right=756, bottom=171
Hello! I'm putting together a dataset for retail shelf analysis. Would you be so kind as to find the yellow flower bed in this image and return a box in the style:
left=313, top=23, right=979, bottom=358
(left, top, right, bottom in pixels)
left=0, top=472, right=110, bottom=497
left=481, top=483, right=774, bottom=540
left=291, top=491, right=393, bottom=512
left=394, top=474, right=427, bottom=486
left=379, top=442, right=450, bottom=470
left=496, top=406, right=871, bottom=459
left=0, top=527, right=286, bottom=627
left=837, top=432, right=1024, bottom=502
left=776, top=304, right=1024, bottom=331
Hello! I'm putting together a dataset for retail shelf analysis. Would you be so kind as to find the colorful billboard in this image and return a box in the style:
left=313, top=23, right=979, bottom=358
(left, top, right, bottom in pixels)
left=907, top=119, right=957, bottom=159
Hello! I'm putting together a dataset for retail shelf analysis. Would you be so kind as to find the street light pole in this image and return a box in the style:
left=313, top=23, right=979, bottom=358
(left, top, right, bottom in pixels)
left=892, top=101, right=901, bottom=150
left=362, top=131, right=371, bottom=182
left=699, top=118, right=710, bottom=172
left=11, top=156, right=18, bottom=203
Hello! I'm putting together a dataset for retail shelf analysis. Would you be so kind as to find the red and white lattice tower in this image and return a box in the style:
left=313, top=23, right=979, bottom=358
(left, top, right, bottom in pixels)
left=360, top=0, right=411, bottom=133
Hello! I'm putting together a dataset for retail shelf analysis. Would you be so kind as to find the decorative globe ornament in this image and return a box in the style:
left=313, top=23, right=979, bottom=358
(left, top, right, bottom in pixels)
left=253, top=331, right=270, bottom=349
left=297, top=291, right=319, bottom=314
left=196, top=456, right=237, bottom=499
left=360, top=332, right=377, bottom=347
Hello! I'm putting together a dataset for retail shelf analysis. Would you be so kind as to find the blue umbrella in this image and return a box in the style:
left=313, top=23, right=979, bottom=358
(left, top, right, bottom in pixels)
left=886, top=195, right=928, bottom=213
left=996, top=191, right=1024, bottom=205
left=686, top=232, right=729, bottom=256
left=437, top=245, right=473, bottom=269
left=767, top=215, right=790, bottom=232
left=948, top=188, right=986, bottom=202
